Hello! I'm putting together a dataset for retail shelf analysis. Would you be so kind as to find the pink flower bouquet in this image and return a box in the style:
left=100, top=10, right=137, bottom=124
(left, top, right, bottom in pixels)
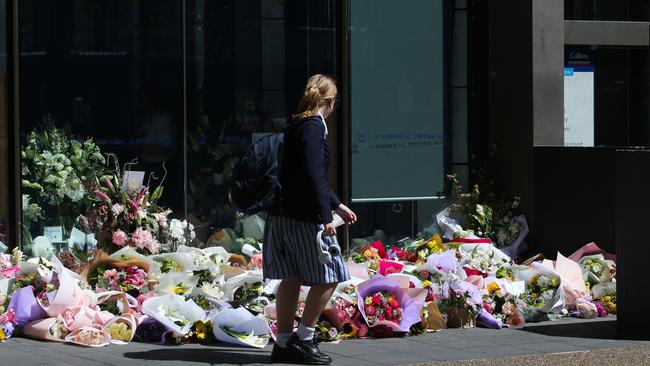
left=356, top=276, right=427, bottom=333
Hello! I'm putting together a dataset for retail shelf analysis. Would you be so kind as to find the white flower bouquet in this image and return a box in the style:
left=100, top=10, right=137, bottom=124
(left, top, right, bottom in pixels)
left=518, top=264, right=564, bottom=321
left=579, top=254, right=612, bottom=285
left=459, top=243, right=511, bottom=276
left=210, top=307, right=271, bottom=348
left=141, top=294, right=205, bottom=335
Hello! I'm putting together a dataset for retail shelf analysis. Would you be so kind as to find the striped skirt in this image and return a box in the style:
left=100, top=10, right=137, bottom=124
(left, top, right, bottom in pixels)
left=263, top=214, right=350, bottom=285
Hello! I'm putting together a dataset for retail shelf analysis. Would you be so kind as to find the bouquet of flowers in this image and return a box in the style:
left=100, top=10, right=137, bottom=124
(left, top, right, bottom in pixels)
left=103, top=314, right=137, bottom=344
left=518, top=266, right=564, bottom=321
left=22, top=316, right=69, bottom=342
left=0, top=309, right=16, bottom=342
left=85, top=251, right=151, bottom=295
left=363, top=291, right=403, bottom=326
left=404, top=234, right=445, bottom=263
left=210, top=307, right=271, bottom=348
left=579, top=255, right=612, bottom=285
left=459, top=243, right=510, bottom=276
left=141, top=294, right=205, bottom=335
left=21, top=121, right=106, bottom=243
left=81, top=157, right=174, bottom=255
left=154, top=271, right=199, bottom=297
left=439, top=281, right=482, bottom=328
left=65, top=327, right=111, bottom=347
left=356, top=276, right=427, bottom=333
left=161, top=219, right=196, bottom=253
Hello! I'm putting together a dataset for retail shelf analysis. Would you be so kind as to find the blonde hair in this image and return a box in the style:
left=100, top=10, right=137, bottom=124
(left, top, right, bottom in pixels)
left=292, top=74, right=337, bottom=121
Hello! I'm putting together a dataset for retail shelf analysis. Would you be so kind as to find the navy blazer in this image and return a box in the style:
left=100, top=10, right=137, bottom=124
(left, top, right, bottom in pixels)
left=274, top=116, right=341, bottom=223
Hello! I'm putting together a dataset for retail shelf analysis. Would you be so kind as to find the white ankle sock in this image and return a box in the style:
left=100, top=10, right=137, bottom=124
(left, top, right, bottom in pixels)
left=296, top=323, right=315, bottom=341
left=275, top=332, right=292, bottom=348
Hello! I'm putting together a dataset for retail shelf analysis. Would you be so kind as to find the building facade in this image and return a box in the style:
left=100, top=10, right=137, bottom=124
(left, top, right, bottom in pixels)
left=1, top=0, right=649, bottom=267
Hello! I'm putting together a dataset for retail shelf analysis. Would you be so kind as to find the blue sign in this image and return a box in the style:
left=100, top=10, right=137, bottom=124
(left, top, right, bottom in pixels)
left=564, top=68, right=574, bottom=76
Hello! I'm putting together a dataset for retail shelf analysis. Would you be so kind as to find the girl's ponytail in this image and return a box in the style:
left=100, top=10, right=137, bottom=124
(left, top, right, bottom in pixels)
left=292, top=74, right=337, bottom=121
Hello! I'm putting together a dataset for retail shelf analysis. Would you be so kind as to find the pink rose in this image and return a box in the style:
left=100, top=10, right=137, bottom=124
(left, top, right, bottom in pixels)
left=250, top=254, right=263, bottom=269
left=131, top=227, right=153, bottom=250
left=112, top=229, right=128, bottom=246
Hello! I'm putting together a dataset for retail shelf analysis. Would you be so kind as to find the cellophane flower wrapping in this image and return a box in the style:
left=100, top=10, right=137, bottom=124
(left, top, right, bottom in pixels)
left=459, top=243, right=511, bottom=276
left=65, top=326, right=112, bottom=347
left=356, top=276, right=427, bottom=332
left=518, top=264, right=565, bottom=321
left=210, top=307, right=270, bottom=348
left=7, top=286, right=48, bottom=327
left=141, top=294, right=205, bottom=335
left=579, top=254, right=611, bottom=285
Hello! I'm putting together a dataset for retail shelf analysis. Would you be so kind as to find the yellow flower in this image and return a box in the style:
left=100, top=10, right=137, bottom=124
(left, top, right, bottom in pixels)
left=425, top=234, right=444, bottom=252
left=603, top=295, right=611, bottom=302
left=422, top=280, right=431, bottom=288
left=550, top=278, right=559, bottom=287
left=531, top=293, right=538, bottom=299
left=106, top=323, right=132, bottom=341
left=487, top=282, right=500, bottom=294
left=365, top=297, right=373, bottom=306
left=0, top=328, right=5, bottom=342
left=363, top=249, right=373, bottom=258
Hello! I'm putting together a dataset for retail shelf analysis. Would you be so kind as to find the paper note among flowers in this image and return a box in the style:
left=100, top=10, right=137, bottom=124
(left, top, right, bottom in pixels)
left=121, top=171, right=145, bottom=192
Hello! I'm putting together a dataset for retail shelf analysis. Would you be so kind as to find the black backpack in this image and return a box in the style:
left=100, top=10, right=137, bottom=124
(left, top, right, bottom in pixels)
left=229, top=130, right=285, bottom=216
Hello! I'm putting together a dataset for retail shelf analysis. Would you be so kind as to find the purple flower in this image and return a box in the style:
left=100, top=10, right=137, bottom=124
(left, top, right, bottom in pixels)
left=427, top=250, right=457, bottom=273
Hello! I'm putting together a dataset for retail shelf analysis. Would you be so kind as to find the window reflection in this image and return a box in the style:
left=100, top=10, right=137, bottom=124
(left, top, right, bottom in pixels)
left=186, top=0, right=337, bottom=242
left=0, top=0, right=8, bottom=245
left=19, top=1, right=184, bottom=243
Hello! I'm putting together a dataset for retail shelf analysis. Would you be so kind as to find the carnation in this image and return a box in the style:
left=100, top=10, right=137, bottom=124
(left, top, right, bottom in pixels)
left=112, top=229, right=128, bottom=246
left=131, top=227, right=154, bottom=251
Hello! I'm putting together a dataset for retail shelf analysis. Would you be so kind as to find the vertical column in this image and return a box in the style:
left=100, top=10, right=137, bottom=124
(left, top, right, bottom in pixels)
left=487, top=0, right=564, bottom=249
left=532, top=0, right=564, bottom=146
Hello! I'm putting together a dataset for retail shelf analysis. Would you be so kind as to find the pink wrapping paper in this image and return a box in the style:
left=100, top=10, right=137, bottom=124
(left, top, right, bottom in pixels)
left=378, top=260, right=403, bottom=276
left=61, top=305, right=113, bottom=331
left=23, top=316, right=68, bottom=342
left=356, top=276, right=427, bottom=332
left=568, top=242, right=615, bottom=262
left=65, top=327, right=112, bottom=347
left=0, top=267, right=20, bottom=277
left=545, top=253, right=587, bottom=310
left=42, top=269, right=88, bottom=317
left=102, top=314, right=137, bottom=344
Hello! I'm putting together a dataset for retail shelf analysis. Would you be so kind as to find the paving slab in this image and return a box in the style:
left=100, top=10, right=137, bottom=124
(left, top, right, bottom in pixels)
left=1, top=316, right=649, bottom=366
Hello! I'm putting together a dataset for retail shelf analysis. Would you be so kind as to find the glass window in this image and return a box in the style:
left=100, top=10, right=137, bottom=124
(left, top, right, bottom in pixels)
left=594, top=47, right=649, bottom=146
left=185, top=0, right=338, bottom=243
left=18, top=1, right=184, bottom=245
left=565, top=0, right=649, bottom=21
left=348, top=0, right=451, bottom=244
left=0, top=0, right=8, bottom=246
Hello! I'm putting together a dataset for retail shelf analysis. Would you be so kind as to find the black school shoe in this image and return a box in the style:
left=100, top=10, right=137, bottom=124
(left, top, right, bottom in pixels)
left=270, top=334, right=332, bottom=365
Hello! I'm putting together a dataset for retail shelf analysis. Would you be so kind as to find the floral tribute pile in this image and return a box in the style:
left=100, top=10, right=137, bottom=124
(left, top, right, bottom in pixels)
left=0, top=224, right=617, bottom=347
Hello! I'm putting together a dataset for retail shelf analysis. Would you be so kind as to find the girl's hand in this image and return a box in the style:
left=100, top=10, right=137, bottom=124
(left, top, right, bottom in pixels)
left=335, top=204, right=357, bottom=224
left=324, top=222, right=337, bottom=236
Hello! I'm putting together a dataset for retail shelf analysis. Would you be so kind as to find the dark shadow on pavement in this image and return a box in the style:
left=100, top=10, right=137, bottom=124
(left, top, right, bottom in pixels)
left=124, top=347, right=272, bottom=365
left=519, top=319, right=648, bottom=341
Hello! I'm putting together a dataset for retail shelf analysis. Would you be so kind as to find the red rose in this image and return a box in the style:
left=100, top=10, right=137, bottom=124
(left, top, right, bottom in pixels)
left=372, top=294, right=381, bottom=306
left=463, top=267, right=487, bottom=278
left=389, top=299, right=399, bottom=308
left=426, top=293, right=435, bottom=302
left=409, top=281, right=416, bottom=288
